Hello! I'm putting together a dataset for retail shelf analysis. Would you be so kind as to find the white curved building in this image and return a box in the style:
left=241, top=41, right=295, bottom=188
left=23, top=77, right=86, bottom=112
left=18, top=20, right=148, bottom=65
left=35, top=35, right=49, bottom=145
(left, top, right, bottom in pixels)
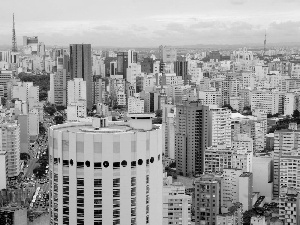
left=48, top=115, right=162, bottom=225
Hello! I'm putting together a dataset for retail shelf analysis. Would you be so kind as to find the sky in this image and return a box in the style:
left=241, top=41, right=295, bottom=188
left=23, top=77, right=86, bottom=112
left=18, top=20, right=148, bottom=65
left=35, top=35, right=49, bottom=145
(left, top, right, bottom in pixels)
left=1, top=0, right=300, bottom=47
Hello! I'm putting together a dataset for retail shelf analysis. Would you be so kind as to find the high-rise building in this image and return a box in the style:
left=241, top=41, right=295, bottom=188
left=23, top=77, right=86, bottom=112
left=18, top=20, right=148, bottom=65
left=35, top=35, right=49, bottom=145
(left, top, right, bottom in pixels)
left=174, top=60, right=188, bottom=84
left=273, top=123, right=300, bottom=197
left=23, top=36, right=38, bottom=54
left=0, top=150, right=7, bottom=190
left=50, top=56, right=70, bottom=106
left=162, top=182, right=191, bottom=225
left=0, top=208, right=27, bottom=225
left=69, top=44, right=93, bottom=109
left=48, top=115, right=163, bottom=225
left=0, top=122, right=20, bottom=180
left=194, top=173, right=223, bottom=225
left=175, top=101, right=210, bottom=176
left=117, top=51, right=137, bottom=80
left=238, top=172, right=253, bottom=211
left=279, top=187, right=300, bottom=225
left=0, top=70, right=13, bottom=98
left=67, top=78, right=87, bottom=122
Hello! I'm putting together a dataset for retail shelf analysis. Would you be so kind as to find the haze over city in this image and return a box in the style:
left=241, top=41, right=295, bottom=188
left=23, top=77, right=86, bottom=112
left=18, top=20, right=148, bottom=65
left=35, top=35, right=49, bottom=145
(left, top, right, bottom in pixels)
left=1, top=0, right=300, bottom=47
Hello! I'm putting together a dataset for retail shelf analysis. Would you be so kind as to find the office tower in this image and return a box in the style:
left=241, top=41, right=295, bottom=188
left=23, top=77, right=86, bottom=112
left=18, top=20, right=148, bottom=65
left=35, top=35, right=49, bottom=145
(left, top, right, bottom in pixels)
left=238, top=172, right=253, bottom=211
left=252, top=155, right=273, bottom=202
left=159, top=46, right=177, bottom=63
left=144, top=92, right=159, bottom=113
left=175, top=101, right=209, bottom=176
left=0, top=208, right=27, bottom=225
left=117, top=51, right=137, bottom=80
left=23, top=36, right=38, bottom=54
left=18, top=115, right=29, bottom=154
left=174, top=60, right=188, bottom=84
left=48, top=115, right=162, bottom=225
left=273, top=123, right=300, bottom=197
left=0, top=70, right=13, bottom=98
left=162, top=182, right=191, bottom=225
left=110, top=61, right=117, bottom=77
left=0, top=150, right=7, bottom=190
left=141, top=58, right=154, bottom=74
left=69, top=44, right=93, bottom=109
left=50, top=56, right=70, bottom=106
left=279, top=187, right=300, bottom=225
left=216, top=202, right=243, bottom=225
left=194, top=174, right=223, bottom=225
left=0, top=122, right=20, bottom=180
left=128, top=96, right=144, bottom=113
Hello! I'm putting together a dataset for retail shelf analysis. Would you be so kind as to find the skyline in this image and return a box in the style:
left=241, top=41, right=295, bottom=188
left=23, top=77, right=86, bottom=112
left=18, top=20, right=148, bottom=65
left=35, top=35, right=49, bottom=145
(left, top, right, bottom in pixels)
left=2, top=0, right=300, bottom=47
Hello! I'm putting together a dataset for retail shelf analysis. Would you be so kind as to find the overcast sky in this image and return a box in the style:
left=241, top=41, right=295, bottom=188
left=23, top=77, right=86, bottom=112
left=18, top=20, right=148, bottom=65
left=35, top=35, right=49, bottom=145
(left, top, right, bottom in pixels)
left=2, top=0, right=300, bottom=47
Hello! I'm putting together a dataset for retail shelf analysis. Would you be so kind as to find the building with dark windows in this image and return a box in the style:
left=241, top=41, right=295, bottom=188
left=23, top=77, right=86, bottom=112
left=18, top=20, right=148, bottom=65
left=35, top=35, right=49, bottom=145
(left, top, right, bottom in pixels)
left=174, top=60, right=188, bottom=84
left=69, top=44, right=93, bottom=110
left=117, top=50, right=137, bottom=79
left=48, top=116, right=162, bottom=225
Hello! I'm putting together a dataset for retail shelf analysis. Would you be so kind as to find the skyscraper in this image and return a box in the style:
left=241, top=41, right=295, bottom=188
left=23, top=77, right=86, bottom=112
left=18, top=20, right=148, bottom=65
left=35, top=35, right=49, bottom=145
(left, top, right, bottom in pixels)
left=69, top=44, right=93, bottom=109
left=117, top=51, right=137, bottom=79
left=175, top=101, right=210, bottom=176
left=48, top=115, right=162, bottom=225
left=159, top=46, right=177, bottom=63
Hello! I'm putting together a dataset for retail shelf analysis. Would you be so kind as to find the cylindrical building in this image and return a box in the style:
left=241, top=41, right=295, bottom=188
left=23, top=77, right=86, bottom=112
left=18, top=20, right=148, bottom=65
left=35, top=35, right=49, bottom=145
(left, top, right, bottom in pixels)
left=48, top=115, right=162, bottom=225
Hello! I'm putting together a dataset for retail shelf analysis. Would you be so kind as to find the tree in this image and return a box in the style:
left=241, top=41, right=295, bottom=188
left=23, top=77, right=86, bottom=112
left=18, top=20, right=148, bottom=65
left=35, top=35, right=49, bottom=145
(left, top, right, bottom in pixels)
left=152, top=117, right=162, bottom=124
left=44, top=105, right=56, bottom=116
left=169, top=162, right=176, bottom=168
left=222, top=104, right=235, bottom=112
left=292, top=109, right=300, bottom=118
left=20, top=152, right=30, bottom=161
left=1, top=97, right=6, bottom=106
left=155, top=109, right=162, bottom=118
left=39, top=122, right=46, bottom=134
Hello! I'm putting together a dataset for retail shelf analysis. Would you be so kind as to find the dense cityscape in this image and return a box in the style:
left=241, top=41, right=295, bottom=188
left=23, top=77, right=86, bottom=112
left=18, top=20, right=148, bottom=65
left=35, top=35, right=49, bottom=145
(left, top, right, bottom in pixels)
left=1, top=2, right=300, bottom=224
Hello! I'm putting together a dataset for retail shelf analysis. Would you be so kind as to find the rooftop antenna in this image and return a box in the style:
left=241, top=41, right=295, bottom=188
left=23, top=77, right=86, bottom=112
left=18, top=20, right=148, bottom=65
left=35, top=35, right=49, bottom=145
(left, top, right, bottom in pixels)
left=12, top=13, right=17, bottom=52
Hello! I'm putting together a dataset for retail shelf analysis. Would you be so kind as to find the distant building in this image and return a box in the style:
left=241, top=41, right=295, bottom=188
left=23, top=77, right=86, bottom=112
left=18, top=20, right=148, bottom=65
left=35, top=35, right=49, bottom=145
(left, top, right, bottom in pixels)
left=69, top=44, right=93, bottom=109
left=117, top=50, right=137, bottom=80
left=159, top=46, right=177, bottom=63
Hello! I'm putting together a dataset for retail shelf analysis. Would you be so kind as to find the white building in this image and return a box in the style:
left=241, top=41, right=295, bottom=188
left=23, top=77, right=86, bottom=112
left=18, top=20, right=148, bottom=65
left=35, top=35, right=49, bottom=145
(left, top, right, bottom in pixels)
left=252, top=155, right=273, bottom=202
left=251, top=89, right=279, bottom=115
left=128, top=96, right=144, bottom=113
left=67, top=100, right=87, bottom=122
left=284, top=92, right=297, bottom=116
left=0, top=122, right=20, bottom=179
left=198, top=89, right=222, bottom=107
left=238, top=172, right=253, bottom=211
left=127, top=63, right=142, bottom=84
left=163, top=182, right=191, bottom=225
left=48, top=115, right=163, bottom=225
left=208, top=107, right=231, bottom=147
left=0, top=150, right=7, bottom=189
left=67, top=78, right=87, bottom=105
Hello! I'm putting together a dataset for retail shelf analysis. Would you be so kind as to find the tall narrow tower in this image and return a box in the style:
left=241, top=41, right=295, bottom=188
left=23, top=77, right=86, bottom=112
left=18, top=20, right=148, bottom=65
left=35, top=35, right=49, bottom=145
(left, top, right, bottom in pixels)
left=263, top=30, right=267, bottom=55
left=12, top=13, right=17, bottom=52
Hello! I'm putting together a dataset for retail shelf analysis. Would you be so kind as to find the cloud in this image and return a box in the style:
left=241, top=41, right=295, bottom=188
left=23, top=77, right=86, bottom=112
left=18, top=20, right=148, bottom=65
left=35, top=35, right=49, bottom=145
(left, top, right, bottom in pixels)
left=269, top=20, right=300, bottom=30
left=165, top=23, right=186, bottom=32
left=230, top=0, right=247, bottom=4
left=93, top=25, right=115, bottom=31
